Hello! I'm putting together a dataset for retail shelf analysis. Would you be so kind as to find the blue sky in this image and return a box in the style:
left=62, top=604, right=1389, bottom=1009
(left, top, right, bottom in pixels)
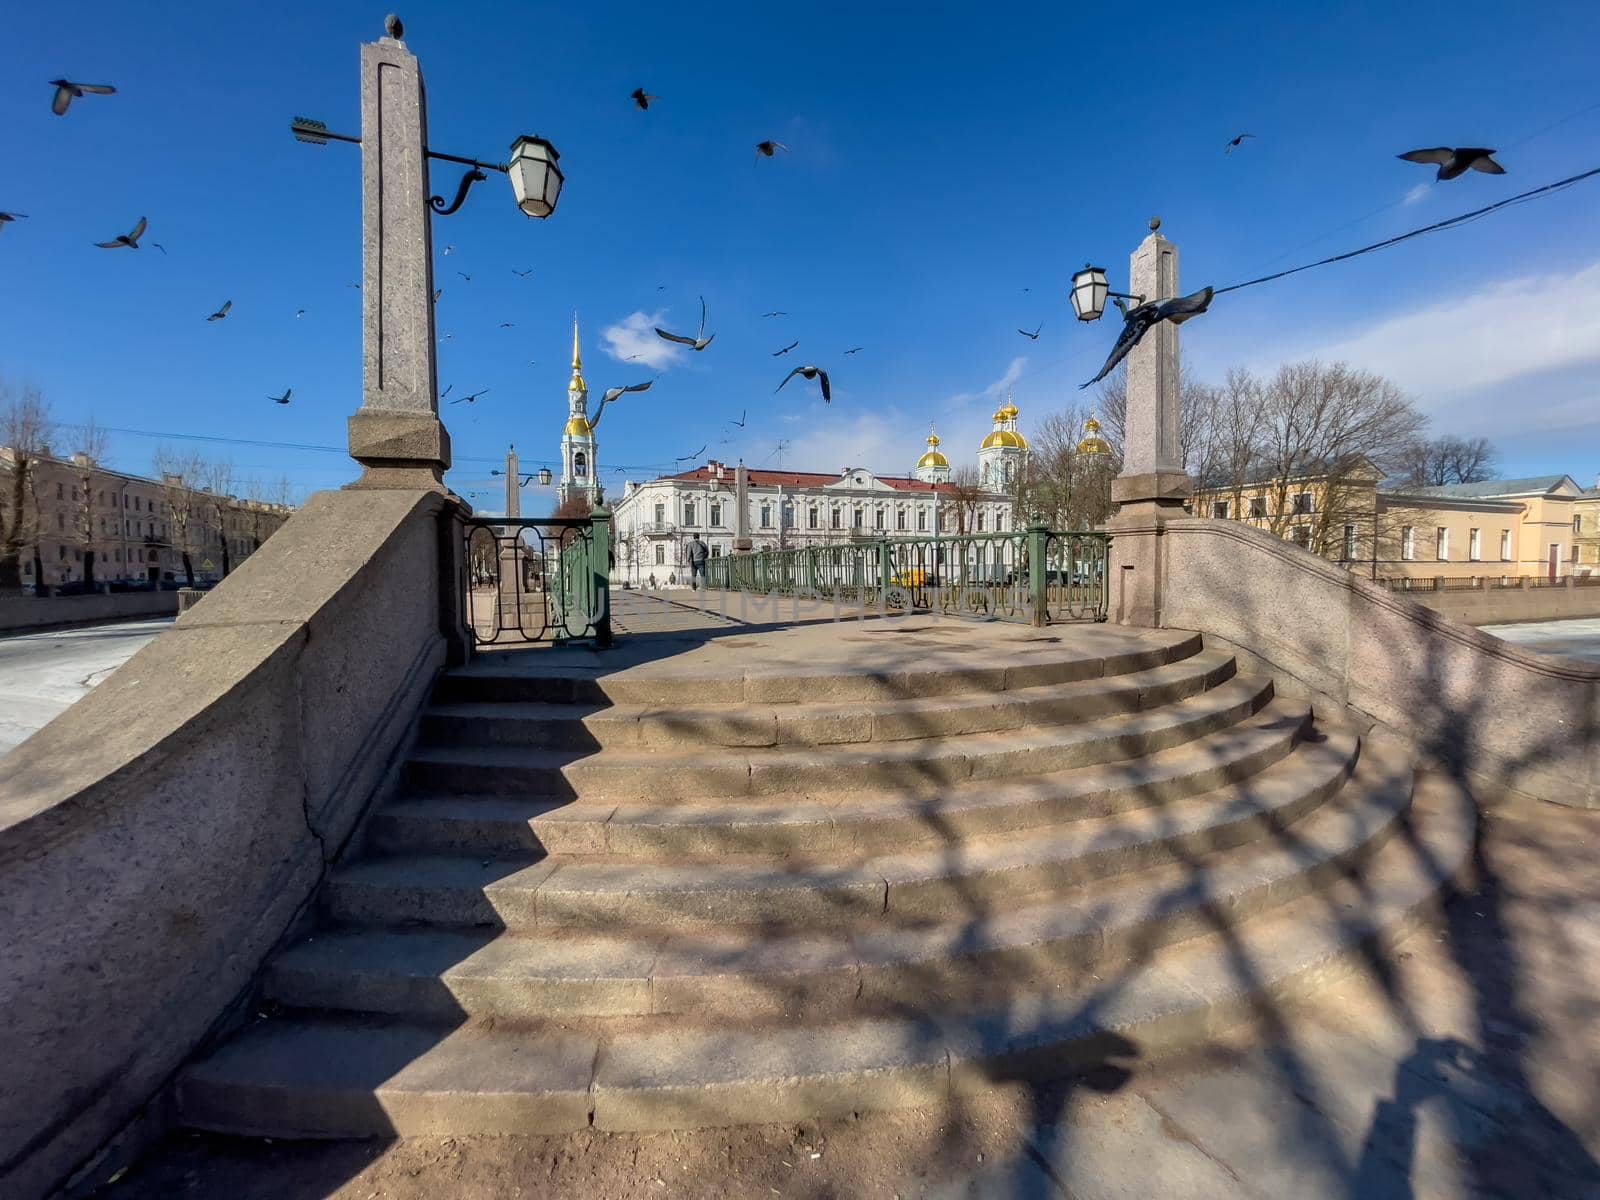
left=4, top=1, right=1599, bottom=511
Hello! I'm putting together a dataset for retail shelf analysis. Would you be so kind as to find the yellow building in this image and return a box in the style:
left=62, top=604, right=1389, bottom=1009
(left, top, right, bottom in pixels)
left=1576, top=477, right=1600, bottom=575
left=1193, top=469, right=1585, bottom=583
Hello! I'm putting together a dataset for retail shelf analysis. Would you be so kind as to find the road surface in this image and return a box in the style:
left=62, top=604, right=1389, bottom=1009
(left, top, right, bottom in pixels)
left=1480, top=616, right=1600, bottom=663
left=0, top=618, right=172, bottom=757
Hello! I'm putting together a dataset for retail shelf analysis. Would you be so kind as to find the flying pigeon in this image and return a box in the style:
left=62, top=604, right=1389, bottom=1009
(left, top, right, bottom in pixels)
left=0, top=212, right=27, bottom=230
left=444, top=244, right=455, bottom=255
left=450, top=388, right=491, bottom=404
left=631, top=87, right=659, bottom=110
left=269, top=388, right=292, bottom=405
left=499, top=322, right=515, bottom=328
left=763, top=311, right=787, bottom=317
left=94, top=216, right=147, bottom=249
left=773, top=340, right=799, bottom=356
left=844, top=346, right=863, bottom=355
left=675, top=444, right=707, bottom=462
left=777, top=364, right=831, bottom=403
left=512, top=268, right=534, bottom=277
left=433, top=289, right=442, bottom=303
left=347, top=283, right=362, bottom=290
left=151, top=242, right=168, bottom=254
left=1398, top=147, right=1505, bottom=181
left=1018, top=323, right=1042, bottom=340
left=756, top=140, right=788, bottom=159
left=592, top=379, right=654, bottom=427
left=1224, top=133, right=1255, bottom=153
left=655, top=295, right=716, bottom=350
left=50, top=79, right=116, bottom=116
left=456, top=271, right=472, bottom=282
left=440, top=384, right=454, bottom=401
left=295, top=309, right=306, bottom=318
left=205, top=300, right=232, bottom=322
left=729, top=409, right=747, bottom=428
left=1080, top=287, right=1214, bottom=389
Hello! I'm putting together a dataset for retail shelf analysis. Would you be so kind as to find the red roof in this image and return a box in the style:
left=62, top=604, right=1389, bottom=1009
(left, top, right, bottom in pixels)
left=664, top=463, right=960, bottom=493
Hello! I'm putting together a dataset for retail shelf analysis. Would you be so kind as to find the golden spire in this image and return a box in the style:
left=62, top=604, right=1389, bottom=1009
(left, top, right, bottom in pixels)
left=926, top=421, right=941, bottom=448
left=569, top=312, right=587, bottom=393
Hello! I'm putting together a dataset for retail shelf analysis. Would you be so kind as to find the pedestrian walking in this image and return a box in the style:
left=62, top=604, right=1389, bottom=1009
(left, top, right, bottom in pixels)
left=687, top=534, right=709, bottom=590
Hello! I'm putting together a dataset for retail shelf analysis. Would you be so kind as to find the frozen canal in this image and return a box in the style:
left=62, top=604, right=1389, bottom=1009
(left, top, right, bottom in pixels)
left=1480, top=616, right=1600, bottom=664
left=0, top=618, right=172, bottom=757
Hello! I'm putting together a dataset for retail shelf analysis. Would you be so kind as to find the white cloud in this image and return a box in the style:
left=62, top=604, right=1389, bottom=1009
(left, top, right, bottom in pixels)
left=941, top=356, right=1027, bottom=414
left=784, top=411, right=904, bottom=477
left=600, top=311, right=683, bottom=370
left=1312, top=258, right=1600, bottom=402
left=1402, top=183, right=1430, bottom=206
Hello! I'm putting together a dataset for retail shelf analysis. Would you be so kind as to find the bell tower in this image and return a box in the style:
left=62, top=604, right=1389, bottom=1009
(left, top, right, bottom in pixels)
left=558, top=314, right=599, bottom=507
left=977, top=391, right=1028, bottom=491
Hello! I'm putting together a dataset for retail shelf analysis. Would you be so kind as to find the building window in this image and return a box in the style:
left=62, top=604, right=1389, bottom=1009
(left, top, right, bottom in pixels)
left=1500, top=529, right=1511, bottom=561
left=874, top=509, right=885, bottom=530
left=653, top=502, right=664, bottom=525
left=916, top=509, right=927, bottom=532
left=1291, top=525, right=1312, bottom=549
left=573, top=452, right=587, bottom=478
left=1469, top=528, right=1481, bottom=561
left=56, top=482, right=63, bottom=500
left=57, top=513, right=64, bottom=531
left=1211, top=501, right=1229, bottom=519
left=684, top=501, right=696, bottom=525
left=1342, top=524, right=1357, bottom=560
left=1293, top=492, right=1314, bottom=515
left=808, top=507, right=818, bottom=529
left=782, top=503, right=793, bottom=529
left=853, top=507, right=863, bottom=529
left=976, top=512, right=985, bottom=532
left=654, top=545, right=665, bottom=565
left=1436, top=527, right=1449, bottom=561
left=709, top=502, right=721, bottom=526
left=760, top=504, right=771, bottom=528
left=896, top=510, right=906, bottom=531
left=831, top=509, right=841, bottom=529
left=1574, top=515, right=1583, bottom=534
left=1248, top=497, right=1266, bottom=518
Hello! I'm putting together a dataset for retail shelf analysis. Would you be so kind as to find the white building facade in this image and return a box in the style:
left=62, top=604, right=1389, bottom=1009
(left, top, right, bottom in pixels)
left=608, top=417, right=1022, bottom=586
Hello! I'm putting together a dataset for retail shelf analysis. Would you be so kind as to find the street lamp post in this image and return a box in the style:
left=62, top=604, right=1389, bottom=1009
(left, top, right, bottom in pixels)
left=290, top=15, right=564, bottom=490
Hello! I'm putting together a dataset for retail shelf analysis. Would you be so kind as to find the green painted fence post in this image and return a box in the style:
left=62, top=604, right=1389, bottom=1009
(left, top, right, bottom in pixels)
left=1027, top=517, right=1050, bottom=627
left=589, top=506, right=614, bottom=647
left=877, top=538, right=892, bottom=600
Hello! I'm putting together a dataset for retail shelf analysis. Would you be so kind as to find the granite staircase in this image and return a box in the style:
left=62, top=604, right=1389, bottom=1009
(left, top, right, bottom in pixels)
left=179, top=622, right=1475, bottom=1136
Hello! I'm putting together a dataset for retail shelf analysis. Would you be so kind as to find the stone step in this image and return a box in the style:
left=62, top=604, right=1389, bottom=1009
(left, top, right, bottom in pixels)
left=404, top=673, right=1275, bottom=802
left=431, top=629, right=1204, bottom=707
left=374, top=698, right=1308, bottom=859
left=326, top=725, right=1350, bottom=932
left=417, top=650, right=1238, bottom=752
left=179, top=772, right=1473, bottom=1138
left=270, top=735, right=1409, bottom=1023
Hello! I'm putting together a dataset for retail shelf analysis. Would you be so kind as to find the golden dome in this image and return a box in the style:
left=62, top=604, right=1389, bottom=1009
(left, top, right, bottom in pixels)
left=565, top=415, right=592, bottom=437
left=1000, top=401, right=1020, bottom=420
left=981, top=429, right=1028, bottom=450
left=917, top=424, right=949, bottom=468
left=1076, top=414, right=1111, bottom=456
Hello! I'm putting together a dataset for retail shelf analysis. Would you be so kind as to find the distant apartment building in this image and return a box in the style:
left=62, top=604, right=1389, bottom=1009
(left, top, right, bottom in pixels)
left=0, top=445, right=293, bottom=590
left=1192, top=464, right=1588, bottom=582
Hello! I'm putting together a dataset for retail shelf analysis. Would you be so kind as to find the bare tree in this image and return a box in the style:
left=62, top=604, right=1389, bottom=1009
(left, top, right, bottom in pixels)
left=1395, top=435, right=1499, bottom=488
left=69, top=420, right=110, bottom=588
left=153, top=448, right=206, bottom=587
left=946, top=465, right=984, bottom=535
left=1020, top=404, right=1117, bottom=530
left=197, top=459, right=236, bottom=576
left=242, top=476, right=293, bottom=552
left=0, top=382, right=53, bottom=591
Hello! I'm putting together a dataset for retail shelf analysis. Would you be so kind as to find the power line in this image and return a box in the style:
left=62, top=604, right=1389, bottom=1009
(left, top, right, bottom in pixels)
left=1213, top=162, right=1600, bottom=297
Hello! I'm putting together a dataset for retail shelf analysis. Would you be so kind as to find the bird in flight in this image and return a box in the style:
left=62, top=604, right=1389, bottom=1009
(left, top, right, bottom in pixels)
left=444, top=244, right=455, bottom=255
left=50, top=79, right=116, bottom=116
left=347, top=283, right=361, bottom=290
left=499, top=322, right=516, bottom=328
left=623, top=353, right=643, bottom=361
left=844, top=346, right=864, bottom=356
left=0, top=212, right=27, bottom=231
left=1018, top=323, right=1042, bottom=340
left=777, top=364, right=831, bottom=403
left=95, top=216, right=148, bottom=249
left=1398, top=147, right=1505, bottom=181
left=773, top=340, right=799, bottom=356
left=729, top=409, right=747, bottom=428
left=441, top=333, right=454, bottom=340
left=1081, top=288, right=1214, bottom=389
left=269, top=388, right=292, bottom=405
left=205, top=300, right=232, bottom=322
left=763, top=311, right=787, bottom=317
left=451, top=388, right=491, bottom=404
left=295, top=309, right=306, bottom=318
left=440, top=384, right=454, bottom=401
left=676, top=444, right=707, bottom=462
left=151, top=242, right=168, bottom=254
left=631, top=87, right=659, bottom=110
left=511, top=268, right=535, bottom=277
left=433, top=289, right=442, bottom=303
left=756, top=140, right=789, bottom=159
left=456, top=271, right=472, bottom=283
left=592, top=379, right=654, bottom=428
left=1224, top=133, right=1255, bottom=153
left=655, top=296, right=716, bottom=350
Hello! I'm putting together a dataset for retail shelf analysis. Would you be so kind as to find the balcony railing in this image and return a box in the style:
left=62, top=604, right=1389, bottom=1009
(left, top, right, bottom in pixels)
left=702, top=523, right=1109, bottom=623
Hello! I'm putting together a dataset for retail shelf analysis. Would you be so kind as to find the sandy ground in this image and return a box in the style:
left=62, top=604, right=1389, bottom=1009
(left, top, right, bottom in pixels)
left=0, top=618, right=170, bottom=756
left=96, top=791, right=1600, bottom=1200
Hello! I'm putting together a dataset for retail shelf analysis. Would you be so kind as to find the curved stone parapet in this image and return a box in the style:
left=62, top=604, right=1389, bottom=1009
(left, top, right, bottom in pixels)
left=1157, top=517, right=1599, bottom=810
left=0, top=487, right=466, bottom=1199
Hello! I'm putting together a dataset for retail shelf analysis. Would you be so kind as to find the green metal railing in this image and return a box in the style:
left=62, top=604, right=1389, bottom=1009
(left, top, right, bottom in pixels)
left=464, top=509, right=613, bottom=646
left=703, top=521, right=1109, bottom=623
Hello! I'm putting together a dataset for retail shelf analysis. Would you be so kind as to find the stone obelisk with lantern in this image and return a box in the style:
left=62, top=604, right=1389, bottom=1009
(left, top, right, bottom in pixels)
left=1107, top=219, right=1192, bottom=626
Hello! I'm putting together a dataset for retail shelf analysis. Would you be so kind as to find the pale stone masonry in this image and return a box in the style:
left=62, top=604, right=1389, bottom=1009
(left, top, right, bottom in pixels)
left=0, top=446, right=292, bottom=588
